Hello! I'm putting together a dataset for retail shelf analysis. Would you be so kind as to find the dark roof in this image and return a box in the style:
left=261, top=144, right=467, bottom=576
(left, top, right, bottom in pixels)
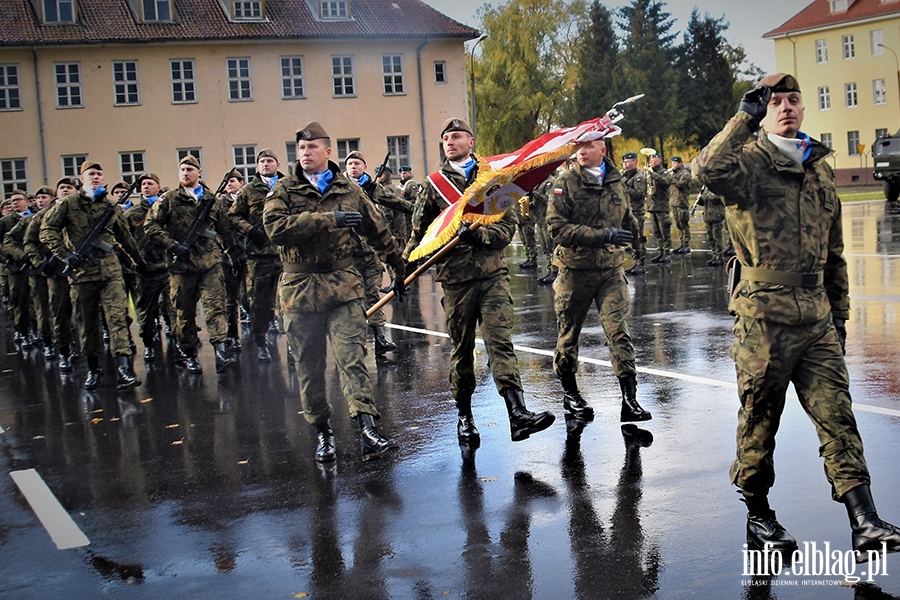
left=764, top=0, right=900, bottom=38
left=0, top=0, right=479, bottom=46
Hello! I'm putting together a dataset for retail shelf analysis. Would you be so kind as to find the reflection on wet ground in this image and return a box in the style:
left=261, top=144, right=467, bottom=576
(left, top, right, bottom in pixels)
left=1, top=201, right=899, bottom=599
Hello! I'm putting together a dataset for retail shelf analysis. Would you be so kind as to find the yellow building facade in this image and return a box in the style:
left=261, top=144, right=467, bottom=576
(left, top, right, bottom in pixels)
left=766, top=0, right=900, bottom=184
left=0, top=0, right=477, bottom=197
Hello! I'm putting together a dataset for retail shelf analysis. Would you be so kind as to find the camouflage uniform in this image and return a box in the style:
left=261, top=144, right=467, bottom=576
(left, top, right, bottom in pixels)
left=40, top=190, right=141, bottom=359
left=25, top=203, right=73, bottom=353
left=530, top=175, right=558, bottom=282
left=216, top=191, right=246, bottom=343
left=697, top=110, right=868, bottom=500
left=405, top=157, right=523, bottom=398
left=511, top=196, right=538, bottom=265
left=397, top=177, right=419, bottom=250
left=0, top=211, right=34, bottom=341
left=124, top=197, right=173, bottom=348
left=6, top=213, right=53, bottom=347
left=144, top=183, right=233, bottom=354
left=646, top=165, right=673, bottom=257
left=263, top=161, right=404, bottom=425
left=229, top=173, right=284, bottom=340
left=621, top=167, right=647, bottom=268
left=548, top=159, right=637, bottom=380
left=669, top=165, right=693, bottom=250
left=697, top=186, right=726, bottom=263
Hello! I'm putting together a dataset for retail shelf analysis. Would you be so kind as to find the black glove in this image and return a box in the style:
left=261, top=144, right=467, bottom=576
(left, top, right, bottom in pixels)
left=833, top=317, right=847, bottom=356
left=739, top=84, right=772, bottom=124
left=599, top=227, right=634, bottom=247
left=63, top=252, right=83, bottom=270
left=457, top=224, right=480, bottom=245
left=392, top=276, right=405, bottom=303
left=171, top=243, right=191, bottom=261
left=334, top=211, right=363, bottom=228
left=248, top=227, right=268, bottom=248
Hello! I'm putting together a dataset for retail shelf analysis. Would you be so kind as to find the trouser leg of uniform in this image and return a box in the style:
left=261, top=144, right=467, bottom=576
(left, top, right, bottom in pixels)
left=651, top=212, right=672, bottom=251
left=672, top=206, right=690, bottom=246
left=170, top=272, right=201, bottom=352
left=632, top=213, right=646, bottom=261
left=519, top=218, right=537, bottom=261
left=122, top=272, right=137, bottom=329
left=99, top=271, right=133, bottom=356
left=391, top=213, right=409, bottom=251
left=327, top=300, right=380, bottom=418
left=793, top=318, right=870, bottom=499
left=160, top=275, right=173, bottom=330
left=477, top=275, right=522, bottom=394
left=222, top=260, right=241, bottom=337
left=134, top=270, right=167, bottom=344
left=356, top=254, right=386, bottom=328
left=72, top=281, right=103, bottom=358
left=536, top=220, right=554, bottom=260
left=443, top=280, right=481, bottom=398
left=246, top=257, right=281, bottom=338
left=594, top=267, right=636, bottom=378
left=552, top=267, right=596, bottom=377
left=8, top=272, right=30, bottom=336
left=285, top=311, right=330, bottom=425
left=30, top=275, right=52, bottom=339
left=199, top=263, right=228, bottom=344
left=48, top=276, right=73, bottom=350
left=708, top=220, right=725, bottom=260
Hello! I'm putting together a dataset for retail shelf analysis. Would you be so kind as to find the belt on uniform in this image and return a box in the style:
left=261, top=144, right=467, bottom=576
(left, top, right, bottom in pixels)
left=283, top=257, right=353, bottom=273
left=741, top=265, right=823, bottom=289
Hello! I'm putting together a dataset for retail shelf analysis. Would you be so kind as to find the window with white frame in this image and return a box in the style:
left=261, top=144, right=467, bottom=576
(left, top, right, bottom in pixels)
left=321, top=0, right=347, bottom=18
left=845, top=82, right=858, bottom=107
left=872, top=29, right=884, bottom=55
left=1, top=158, right=27, bottom=199
left=177, top=148, right=203, bottom=170
left=382, top=55, right=404, bottom=95
left=142, top=0, right=171, bottom=21
left=120, top=151, right=146, bottom=184
left=281, top=56, right=305, bottom=99
left=816, top=39, right=828, bottom=64
left=232, top=0, right=262, bottom=19
left=233, top=145, right=256, bottom=180
left=820, top=133, right=833, bottom=149
left=818, top=86, right=831, bottom=110
left=876, top=128, right=889, bottom=142
left=113, top=61, right=140, bottom=106
left=171, top=59, right=196, bottom=103
left=843, top=34, right=855, bottom=59
left=848, top=131, right=860, bottom=155
left=285, top=142, right=297, bottom=164
left=61, top=154, right=87, bottom=177
left=336, top=139, right=359, bottom=163
left=55, top=63, right=82, bottom=108
left=43, top=0, right=74, bottom=23
left=332, top=56, right=355, bottom=97
left=227, top=58, right=252, bottom=101
left=0, top=65, right=21, bottom=110
left=386, top=136, right=410, bottom=174
left=874, top=79, right=887, bottom=105
left=434, top=61, right=446, bottom=84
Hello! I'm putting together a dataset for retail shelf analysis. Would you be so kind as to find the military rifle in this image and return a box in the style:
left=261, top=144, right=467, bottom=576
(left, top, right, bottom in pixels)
left=62, top=179, right=139, bottom=278
left=172, top=171, right=232, bottom=265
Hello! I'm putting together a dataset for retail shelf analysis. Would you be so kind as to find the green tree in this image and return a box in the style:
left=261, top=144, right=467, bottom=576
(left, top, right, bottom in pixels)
left=566, top=1, right=620, bottom=125
left=474, top=0, right=587, bottom=155
left=616, top=0, right=681, bottom=158
left=675, top=9, right=736, bottom=147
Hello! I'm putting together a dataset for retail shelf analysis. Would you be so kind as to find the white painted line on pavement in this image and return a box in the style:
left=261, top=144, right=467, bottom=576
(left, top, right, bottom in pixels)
left=385, top=323, right=900, bottom=416
left=0, top=423, right=5, bottom=433
left=9, top=469, right=90, bottom=550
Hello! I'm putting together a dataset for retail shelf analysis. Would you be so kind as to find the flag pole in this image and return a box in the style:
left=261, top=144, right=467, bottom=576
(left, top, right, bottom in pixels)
left=366, top=223, right=481, bottom=317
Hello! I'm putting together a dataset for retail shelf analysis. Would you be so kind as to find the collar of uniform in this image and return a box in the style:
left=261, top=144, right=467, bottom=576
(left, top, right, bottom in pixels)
left=292, top=160, right=349, bottom=193
left=442, top=153, right=480, bottom=182
left=758, top=130, right=810, bottom=173
left=575, top=157, right=620, bottom=186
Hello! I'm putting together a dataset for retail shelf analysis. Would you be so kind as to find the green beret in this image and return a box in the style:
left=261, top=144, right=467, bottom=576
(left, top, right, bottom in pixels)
left=622, top=152, right=638, bottom=160
left=375, top=165, right=392, bottom=175
left=671, top=156, right=683, bottom=163
left=399, top=165, right=412, bottom=172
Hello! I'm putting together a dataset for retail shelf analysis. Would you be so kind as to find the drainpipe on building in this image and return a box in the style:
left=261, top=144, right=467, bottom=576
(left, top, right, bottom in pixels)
left=31, top=46, right=49, bottom=185
left=416, top=39, right=430, bottom=174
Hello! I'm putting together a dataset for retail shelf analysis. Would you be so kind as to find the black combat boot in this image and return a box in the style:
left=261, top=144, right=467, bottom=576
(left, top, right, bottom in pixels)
left=619, top=375, right=651, bottom=422
left=372, top=325, right=397, bottom=355
left=503, top=388, right=555, bottom=442
left=255, top=335, right=271, bottom=362
left=42, top=336, right=56, bottom=359
left=355, top=413, right=398, bottom=462
left=314, top=421, right=336, bottom=463
left=455, top=390, right=480, bottom=444
left=182, top=347, right=202, bottom=374
left=841, top=485, right=900, bottom=561
left=519, top=258, right=538, bottom=270
left=143, top=340, right=156, bottom=362
left=214, top=342, right=236, bottom=373
left=559, top=372, right=594, bottom=420
left=116, top=354, right=141, bottom=390
left=84, top=355, right=102, bottom=390
left=625, top=256, right=646, bottom=275
left=674, top=244, right=691, bottom=255
left=58, top=350, right=73, bottom=372
left=743, top=494, right=797, bottom=552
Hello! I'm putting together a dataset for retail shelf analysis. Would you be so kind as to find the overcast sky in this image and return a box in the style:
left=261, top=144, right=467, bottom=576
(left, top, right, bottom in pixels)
left=420, top=0, right=813, bottom=74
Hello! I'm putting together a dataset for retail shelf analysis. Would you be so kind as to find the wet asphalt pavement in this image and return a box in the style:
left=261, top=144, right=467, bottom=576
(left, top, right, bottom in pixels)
left=1, top=201, right=900, bottom=600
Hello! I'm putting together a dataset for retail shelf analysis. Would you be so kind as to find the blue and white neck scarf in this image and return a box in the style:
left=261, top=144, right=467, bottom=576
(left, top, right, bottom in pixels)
left=186, top=185, right=205, bottom=202
left=144, top=195, right=159, bottom=206
left=305, top=170, right=333, bottom=194
left=263, top=175, right=279, bottom=189
left=583, top=163, right=606, bottom=185
left=450, top=157, right=477, bottom=180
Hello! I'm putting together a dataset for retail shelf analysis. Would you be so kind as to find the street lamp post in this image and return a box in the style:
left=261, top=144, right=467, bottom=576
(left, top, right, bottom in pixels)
left=878, top=43, right=900, bottom=129
left=469, top=34, right=487, bottom=141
